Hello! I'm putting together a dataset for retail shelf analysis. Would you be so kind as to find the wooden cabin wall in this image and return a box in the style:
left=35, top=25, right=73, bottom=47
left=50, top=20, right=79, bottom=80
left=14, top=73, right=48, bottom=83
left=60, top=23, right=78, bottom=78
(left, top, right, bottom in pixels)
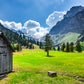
left=0, top=37, right=13, bottom=74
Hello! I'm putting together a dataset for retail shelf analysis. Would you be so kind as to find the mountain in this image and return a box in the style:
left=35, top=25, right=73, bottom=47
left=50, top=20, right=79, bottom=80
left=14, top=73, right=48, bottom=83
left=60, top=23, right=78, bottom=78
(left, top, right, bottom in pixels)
left=49, top=6, right=84, bottom=46
left=50, top=6, right=84, bottom=35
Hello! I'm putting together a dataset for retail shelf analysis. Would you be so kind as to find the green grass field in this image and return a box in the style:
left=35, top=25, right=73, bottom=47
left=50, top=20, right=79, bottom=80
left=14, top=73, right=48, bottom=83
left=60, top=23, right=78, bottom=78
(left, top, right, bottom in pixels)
left=0, top=49, right=84, bottom=84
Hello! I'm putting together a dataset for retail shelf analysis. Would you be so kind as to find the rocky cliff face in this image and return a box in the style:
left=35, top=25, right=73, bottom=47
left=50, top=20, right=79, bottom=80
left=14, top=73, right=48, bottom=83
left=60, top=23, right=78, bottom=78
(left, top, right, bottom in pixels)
left=61, top=9, right=84, bottom=34
left=49, top=6, right=84, bottom=46
left=49, top=6, right=84, bottom=35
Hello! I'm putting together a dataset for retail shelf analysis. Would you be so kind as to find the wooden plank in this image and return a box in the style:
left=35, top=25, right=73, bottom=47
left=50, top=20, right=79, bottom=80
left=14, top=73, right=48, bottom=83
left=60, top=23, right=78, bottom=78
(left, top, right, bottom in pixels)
left=0, top=55, right=1, bottom=74
left=0, top=38, right=13, bottom=74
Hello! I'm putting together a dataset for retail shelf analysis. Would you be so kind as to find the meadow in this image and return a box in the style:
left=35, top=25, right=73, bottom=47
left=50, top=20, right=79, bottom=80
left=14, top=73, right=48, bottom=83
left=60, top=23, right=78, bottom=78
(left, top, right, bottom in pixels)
left=0, top=49, right=84, bottom=84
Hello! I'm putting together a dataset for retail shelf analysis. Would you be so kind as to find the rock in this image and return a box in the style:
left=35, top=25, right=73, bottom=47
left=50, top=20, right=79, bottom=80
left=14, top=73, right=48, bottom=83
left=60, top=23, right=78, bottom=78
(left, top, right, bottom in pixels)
left=48, top=71, right=57, bottom=77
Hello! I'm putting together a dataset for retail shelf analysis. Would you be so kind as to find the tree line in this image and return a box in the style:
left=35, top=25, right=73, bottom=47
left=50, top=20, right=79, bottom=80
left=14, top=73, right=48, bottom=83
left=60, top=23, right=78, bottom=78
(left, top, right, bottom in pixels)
left=0, top=29, right=43, bottom=51
left=57, top=42, right=82, bottom=52
left=44, top=34, right=82, bottom=56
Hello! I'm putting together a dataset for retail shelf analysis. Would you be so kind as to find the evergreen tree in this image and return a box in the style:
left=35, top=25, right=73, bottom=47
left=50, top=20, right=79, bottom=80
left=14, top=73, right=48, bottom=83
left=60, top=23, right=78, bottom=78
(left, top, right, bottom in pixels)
left=57, top=46, right=60, bottom=51
left=29, top=43, right=33, bottom=49
left=70, top=42, right=74, bottom=52
left=23, top=33, right=25, bottom=39
left=45, top=34, right=53, bottom=56
left=61, top=43, right=65, bottom=51
left=37, top=41, right=39, bottom=46
left=66, top=42, right=69, bottom=52
left=53, top=47, right=56, bottom=51
left=17, top=44, right=22, bottom=51
left=76, top=42, right=82, bottom=52
left=39, top=42, right=43, bottom=49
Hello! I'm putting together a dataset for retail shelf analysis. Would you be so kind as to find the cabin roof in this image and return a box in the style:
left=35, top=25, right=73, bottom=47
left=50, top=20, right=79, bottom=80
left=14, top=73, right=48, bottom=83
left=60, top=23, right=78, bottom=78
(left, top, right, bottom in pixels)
left=0, top=32, right=15, bottom=52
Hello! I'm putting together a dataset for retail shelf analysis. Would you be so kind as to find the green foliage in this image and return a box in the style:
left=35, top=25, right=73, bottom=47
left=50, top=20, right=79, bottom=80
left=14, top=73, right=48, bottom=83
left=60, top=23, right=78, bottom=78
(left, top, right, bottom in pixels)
left=37, top=41, right=39, bottom=46
left=2, top=49, right=84, bottom=84
left=39, top=42, right=43, bottom=49
left=69, top=42, right=74, bottom=52
left=45, top=34, right=53, bottom=56
left=76, top=42, right=82, bottom=52
left=61, top=42, right=74, bottom=52
left=16, top=44, right=22, bottom=51
left=53, top=47, right=56, bottom=51
left=29, top=43, right=34, bottom=49
left=61, top=43, right=65, bottom=51
left=0, top=28, right=38, bottom=50
left=57, top=46, right=60, bottom=51
left=65, top=42, right=70, bottom=52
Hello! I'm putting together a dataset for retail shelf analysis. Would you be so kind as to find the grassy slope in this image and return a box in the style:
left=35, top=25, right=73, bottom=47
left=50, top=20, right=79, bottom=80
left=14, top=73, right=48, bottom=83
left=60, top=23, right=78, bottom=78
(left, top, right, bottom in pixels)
left=52, top=32, right=80, bottom=44
left=58, top=32, right=80, bottom=43
left=0, top=49, right=84, bottom=84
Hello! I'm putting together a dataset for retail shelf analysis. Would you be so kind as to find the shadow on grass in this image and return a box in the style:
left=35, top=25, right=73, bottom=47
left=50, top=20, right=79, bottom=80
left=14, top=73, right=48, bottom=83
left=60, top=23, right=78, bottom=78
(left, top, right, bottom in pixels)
left=0, top=71, right=15, bottom=80
left=45, top=55, right=54, bottom=57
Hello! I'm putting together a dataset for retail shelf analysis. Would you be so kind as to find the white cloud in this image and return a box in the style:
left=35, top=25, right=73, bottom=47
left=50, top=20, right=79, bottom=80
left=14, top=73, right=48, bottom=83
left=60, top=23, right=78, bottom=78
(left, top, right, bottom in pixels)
left=46, top=11, right=66, bottom=27
left=0, top=19, right=49, bottom=38
left=23, top=20, right=48, bottom=38
left=0, top=19, right=54, bottom=39
left=0, top=20, right=22, bottom=30
left=24, top=20, right=40, bottom=29
left=34, top=27, right=49, bottom=38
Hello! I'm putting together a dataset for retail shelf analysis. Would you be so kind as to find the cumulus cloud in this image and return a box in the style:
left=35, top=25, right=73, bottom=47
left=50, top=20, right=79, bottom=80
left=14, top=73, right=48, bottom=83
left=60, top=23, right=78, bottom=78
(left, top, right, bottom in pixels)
left=0, top=20, right=22, bottom=30
left=23, top=20, right=48, bottom=38
left=24, top=20, right=40, bottom=29
left=46, top=11, right=66, bottom=27
left=0, top=19, right=48, bottom=38
left=34, top=27, right=49, bottom=38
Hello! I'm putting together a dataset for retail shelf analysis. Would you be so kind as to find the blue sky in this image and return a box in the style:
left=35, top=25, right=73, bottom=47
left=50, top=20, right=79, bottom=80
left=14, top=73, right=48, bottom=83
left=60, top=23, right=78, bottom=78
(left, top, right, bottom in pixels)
left=0, top=0, right=84, bottom=38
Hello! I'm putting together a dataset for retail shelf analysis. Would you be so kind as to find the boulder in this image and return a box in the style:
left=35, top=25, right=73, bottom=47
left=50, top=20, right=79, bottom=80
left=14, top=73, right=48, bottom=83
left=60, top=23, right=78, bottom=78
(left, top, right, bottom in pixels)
left=48, top=71, right=57, bottom=77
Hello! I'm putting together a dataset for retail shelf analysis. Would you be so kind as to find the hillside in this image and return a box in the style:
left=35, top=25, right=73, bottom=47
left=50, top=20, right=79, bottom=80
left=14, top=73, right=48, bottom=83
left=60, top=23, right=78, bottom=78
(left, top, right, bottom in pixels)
left=0, top=23, right=37, bottom=47
left=49, top=6, right=84, bottom=46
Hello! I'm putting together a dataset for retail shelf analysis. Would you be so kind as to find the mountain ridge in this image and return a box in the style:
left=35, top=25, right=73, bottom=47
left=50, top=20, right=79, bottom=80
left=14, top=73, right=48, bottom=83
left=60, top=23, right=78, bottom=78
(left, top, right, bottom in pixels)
left=49, top=6, right=84, bottom=35
left=49, top=6, right=84, bottom=46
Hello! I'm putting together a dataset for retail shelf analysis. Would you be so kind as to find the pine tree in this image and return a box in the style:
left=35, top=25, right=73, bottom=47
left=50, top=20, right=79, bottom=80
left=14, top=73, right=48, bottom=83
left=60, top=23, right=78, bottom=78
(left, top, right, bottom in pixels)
left=57, top=46, right=60, bottom=51
left=76, top=42, right=82, bottom=52
left=29, top=43, right=33, bottom=49
left=45, top=34, right=53, bottom=56
left=37, top=41, right=39, bottom=46
left=39, top=42, right=43, bottom=49
left=70, top=42, right=74, bottom=52
left=61, top=43, right=65, bottom=51
left=53, top=47, right=56, bottom=51
left=66, top=42, right=69, bottom=52
left=17, top=44, right=22, bottom=51
left=23, top=33, right=25, bottom=39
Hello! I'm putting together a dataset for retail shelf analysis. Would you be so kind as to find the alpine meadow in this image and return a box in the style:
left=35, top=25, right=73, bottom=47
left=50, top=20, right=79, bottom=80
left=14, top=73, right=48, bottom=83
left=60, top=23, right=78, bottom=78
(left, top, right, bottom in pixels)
left=0, top=0, right=84, bottom=84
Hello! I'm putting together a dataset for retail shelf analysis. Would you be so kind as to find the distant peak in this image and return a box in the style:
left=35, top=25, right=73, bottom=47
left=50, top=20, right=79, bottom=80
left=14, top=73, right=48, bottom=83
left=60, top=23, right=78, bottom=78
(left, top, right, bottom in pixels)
left=64, top=5, right=84, bottom=18
left=70, top=5, right=84, bottom=11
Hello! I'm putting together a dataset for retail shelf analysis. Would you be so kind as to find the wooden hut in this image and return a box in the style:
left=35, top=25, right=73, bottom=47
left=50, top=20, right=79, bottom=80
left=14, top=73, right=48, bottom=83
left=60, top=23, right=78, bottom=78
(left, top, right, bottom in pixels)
left=0, top=32, right=14, bottom=74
